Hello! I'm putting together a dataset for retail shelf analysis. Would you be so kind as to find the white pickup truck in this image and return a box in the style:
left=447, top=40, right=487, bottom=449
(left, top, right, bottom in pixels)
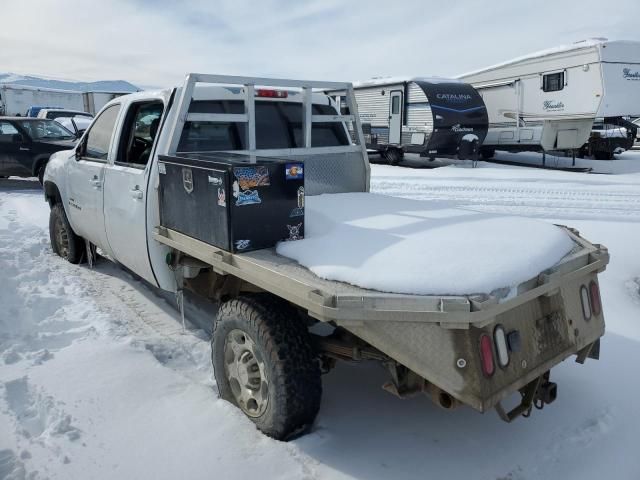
left=43, top=74, right=609, bottom=440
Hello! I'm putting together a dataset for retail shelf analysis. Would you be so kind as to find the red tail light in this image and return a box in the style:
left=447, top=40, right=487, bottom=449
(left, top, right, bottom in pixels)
left=256, top=89, right=288, bottom=98
left=589, top=281, right=601, bottom=316
left=479, top=334, right=495, bottom=377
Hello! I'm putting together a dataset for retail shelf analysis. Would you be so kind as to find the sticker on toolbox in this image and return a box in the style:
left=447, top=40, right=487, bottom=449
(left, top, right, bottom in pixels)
left=208, top=175, right=222, bottom=186
left=182, top=168, right=194, bottom=194
left=285, top=163, right=304, bottom=180
left=158, top=162, right=166, bottom=174
left=233, top=166, right=270, bottom=190
left=217, top=187, right=226, bottom=207
left=289, top=207, right=304, bottom=218
left=286, top=223, right=303, bottom=241
left=236, top=189, right=261, bottom=206
left=235, top=239, right=251, bottom=250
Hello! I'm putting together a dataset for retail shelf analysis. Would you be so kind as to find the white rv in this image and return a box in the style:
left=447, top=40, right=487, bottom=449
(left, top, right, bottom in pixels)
left=327, top=77, right=488, bottom=164
left=458, top=38, right=640, bottom=160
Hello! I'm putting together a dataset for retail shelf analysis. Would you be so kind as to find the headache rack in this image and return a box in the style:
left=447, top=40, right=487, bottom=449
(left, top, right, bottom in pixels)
left=165, top=73, right=369, bottom=165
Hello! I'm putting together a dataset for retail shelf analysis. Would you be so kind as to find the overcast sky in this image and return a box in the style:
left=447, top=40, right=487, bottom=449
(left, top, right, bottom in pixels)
left=2, top=0, right=638, bottom=88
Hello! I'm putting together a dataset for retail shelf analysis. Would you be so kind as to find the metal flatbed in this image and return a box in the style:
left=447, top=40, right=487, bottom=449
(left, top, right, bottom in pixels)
left=153, top=225, right=608, bottom=330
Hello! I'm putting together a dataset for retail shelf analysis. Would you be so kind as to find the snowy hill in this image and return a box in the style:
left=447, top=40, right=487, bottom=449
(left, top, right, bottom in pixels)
left=0, top=72, right=139, bottom=93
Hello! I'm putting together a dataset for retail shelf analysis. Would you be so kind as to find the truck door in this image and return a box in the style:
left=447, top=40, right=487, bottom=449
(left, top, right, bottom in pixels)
left=0, top=121, right=29, bottom=175
left=103, top=100, right=164, bottom=285
left=66, top=104, right=121, bottom=253
left=389, top=91, right=402, bottom=144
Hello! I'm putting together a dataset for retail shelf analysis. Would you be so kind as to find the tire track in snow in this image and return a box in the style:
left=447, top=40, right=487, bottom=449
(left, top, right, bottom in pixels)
left=372, top=180, right=640, bottom=220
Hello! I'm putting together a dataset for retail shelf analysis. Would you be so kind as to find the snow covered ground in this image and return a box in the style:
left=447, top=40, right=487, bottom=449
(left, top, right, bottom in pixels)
left=1, top=151, right=640, bottom=479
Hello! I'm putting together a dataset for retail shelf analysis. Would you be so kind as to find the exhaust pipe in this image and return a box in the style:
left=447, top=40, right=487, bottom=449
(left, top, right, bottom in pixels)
left=424, top=383, right=459, bottom=410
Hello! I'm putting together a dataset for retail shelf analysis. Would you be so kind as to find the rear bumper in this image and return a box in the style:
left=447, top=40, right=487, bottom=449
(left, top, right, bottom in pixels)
left=341, top=230, right=609, bottom=413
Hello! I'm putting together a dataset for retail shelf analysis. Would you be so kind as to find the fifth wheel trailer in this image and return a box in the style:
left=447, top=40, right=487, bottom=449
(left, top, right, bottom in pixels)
left=326, top=77, right=488, bottom=164
left=458, top=38, right=640, bottom=159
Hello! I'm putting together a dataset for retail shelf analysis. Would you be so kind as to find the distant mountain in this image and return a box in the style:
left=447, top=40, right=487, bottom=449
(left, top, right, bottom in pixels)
left=0, top=73, right=139, bottom=93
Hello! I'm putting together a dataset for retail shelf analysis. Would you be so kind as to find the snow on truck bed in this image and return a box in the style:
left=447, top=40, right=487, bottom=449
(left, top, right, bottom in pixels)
left=276, top=192, right=575, bottom=296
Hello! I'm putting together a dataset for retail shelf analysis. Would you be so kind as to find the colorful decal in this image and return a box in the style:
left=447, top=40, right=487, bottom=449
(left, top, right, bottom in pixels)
left=217, top=187, right=226, bottom=207
left=235, top=239, right=251, bottom=251
left=289, top=207, right=304, bottom=218
left=286, top=223, right=303, bottom=241
left=233, top=166, right=270, bottom=190
left=297, top=186, right=305, bottom=208
left=285, top=163, right=304, bottom=180
left=235, top=189, right=261, bottom=206
left=182, top=168, right=194, bottom=194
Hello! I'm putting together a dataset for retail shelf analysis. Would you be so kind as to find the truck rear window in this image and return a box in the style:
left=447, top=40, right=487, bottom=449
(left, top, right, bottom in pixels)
left=177, top=100, right=349, bottom=151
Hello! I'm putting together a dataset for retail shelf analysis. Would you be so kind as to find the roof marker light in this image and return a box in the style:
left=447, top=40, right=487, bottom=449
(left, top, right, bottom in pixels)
left=256, top=89, right=288, bottom=98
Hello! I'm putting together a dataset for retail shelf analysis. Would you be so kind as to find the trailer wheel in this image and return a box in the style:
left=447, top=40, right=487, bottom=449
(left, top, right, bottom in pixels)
left=384, top=148, right=403, bottom=165
left=212, top=294, right=322, bottom=440
left=49, top=204, right=84, bottom=264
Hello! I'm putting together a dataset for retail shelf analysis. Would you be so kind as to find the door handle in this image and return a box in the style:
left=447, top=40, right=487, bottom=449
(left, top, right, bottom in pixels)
left=19, top=147, right=30, bottom=151
left=89, top=177, right=101, bottom=188
left=130, top=186, right=143, bottom=200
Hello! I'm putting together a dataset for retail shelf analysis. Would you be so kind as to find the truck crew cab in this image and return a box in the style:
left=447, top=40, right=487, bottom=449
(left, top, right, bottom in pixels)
left=43, top=74, right=608, bottom=440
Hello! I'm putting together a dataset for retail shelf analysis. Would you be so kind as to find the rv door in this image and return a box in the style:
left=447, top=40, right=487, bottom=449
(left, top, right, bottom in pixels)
left=389, top=91, right=402, bottom=144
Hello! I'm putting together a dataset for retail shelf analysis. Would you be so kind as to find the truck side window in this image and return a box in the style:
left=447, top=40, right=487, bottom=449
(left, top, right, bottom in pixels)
left=0, top=121, right=19, bottom=142
left=118, top=101, right=164, bottom=167
left=542, top=72, right=564, bottom=92
left=85, top=104, right=121, bottom=161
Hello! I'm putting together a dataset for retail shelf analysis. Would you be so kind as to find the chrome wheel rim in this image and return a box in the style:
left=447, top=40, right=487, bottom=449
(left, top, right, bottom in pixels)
left=54, top=215, right=70, bottom=259
left=223, top=329, right=269, bottom=417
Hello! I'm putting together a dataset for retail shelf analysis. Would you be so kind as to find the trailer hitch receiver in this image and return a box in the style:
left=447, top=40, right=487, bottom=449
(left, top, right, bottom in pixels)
left=495, top=372, right=557, bottom=422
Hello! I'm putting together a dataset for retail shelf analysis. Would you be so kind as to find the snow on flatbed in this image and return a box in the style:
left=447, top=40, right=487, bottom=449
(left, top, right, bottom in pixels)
left=276, top=192, right=574, bottom=296
left=1, top=152, right=640, bottom=480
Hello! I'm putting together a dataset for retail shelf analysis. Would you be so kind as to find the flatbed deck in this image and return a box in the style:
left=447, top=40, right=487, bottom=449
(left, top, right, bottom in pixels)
left=153, top=225, right=608, bottom=329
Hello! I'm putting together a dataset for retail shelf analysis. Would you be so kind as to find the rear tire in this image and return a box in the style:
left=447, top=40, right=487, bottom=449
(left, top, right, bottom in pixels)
left=49, top=204, right=84, bottom=264
left=212, top=294, right=321, bottom=440
left=594, top=150, right=613, bottom=160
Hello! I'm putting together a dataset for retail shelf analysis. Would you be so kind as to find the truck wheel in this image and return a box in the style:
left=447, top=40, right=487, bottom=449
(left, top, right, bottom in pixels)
left=594, top=150, right=613, bottom=160
left=212, top=295, right=321, bottom=440
left=49, top=204, right=84, bottom=264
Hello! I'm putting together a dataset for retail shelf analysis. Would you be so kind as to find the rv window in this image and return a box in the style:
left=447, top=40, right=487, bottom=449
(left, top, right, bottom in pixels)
left=542, top=72, right=565, bottom=92
left=391, top=96, right=400, bottom=114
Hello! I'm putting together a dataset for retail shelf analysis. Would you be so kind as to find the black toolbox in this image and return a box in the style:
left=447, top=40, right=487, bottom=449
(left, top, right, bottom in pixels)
left=158, top=152, right=305, bottom=253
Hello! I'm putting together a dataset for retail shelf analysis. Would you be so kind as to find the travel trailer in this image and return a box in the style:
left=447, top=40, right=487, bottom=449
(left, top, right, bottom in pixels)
left=327, top=77, right=488, bottom=164
left=458, top=39, right=640, bottom=160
